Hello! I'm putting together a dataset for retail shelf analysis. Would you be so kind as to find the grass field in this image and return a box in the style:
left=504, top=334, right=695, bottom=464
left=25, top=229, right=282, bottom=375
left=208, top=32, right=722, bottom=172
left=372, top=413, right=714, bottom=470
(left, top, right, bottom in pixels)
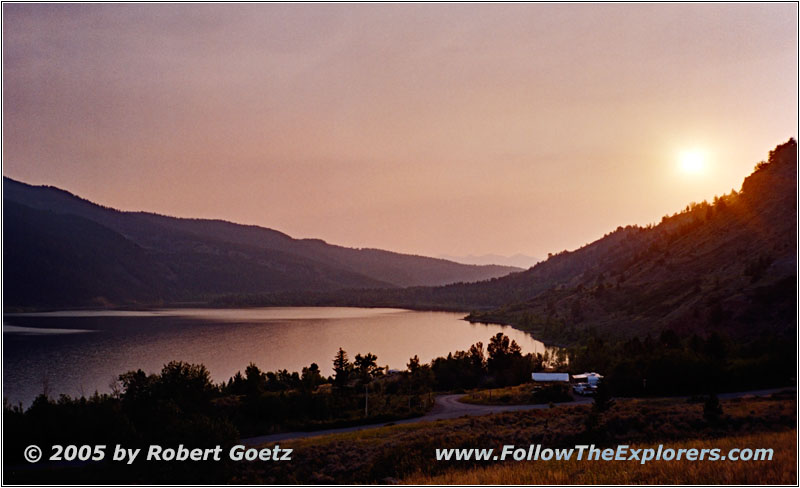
left=238, top=392, right=795, bottom=484
left=460, top=383, right=539, bottom=404
left=460, top=382, right=573, bottom=405
left=403, top=430, right=797, bottom=484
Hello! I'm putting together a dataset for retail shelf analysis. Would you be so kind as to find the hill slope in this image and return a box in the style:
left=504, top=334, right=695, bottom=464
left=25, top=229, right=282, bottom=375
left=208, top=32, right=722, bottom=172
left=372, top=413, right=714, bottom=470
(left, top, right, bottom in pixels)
left=466, top=139, right=796, bottom=341
left=289, top=140, right=796, bottom=343
left=3, top=179, right=519, bottom=308
left=495, top=139, right=795, bottom=340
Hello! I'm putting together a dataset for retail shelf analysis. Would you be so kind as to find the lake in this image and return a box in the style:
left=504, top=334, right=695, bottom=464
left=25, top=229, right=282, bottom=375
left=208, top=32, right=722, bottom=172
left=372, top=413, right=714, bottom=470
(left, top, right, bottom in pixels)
left=3, top=307, right=553, bottom=407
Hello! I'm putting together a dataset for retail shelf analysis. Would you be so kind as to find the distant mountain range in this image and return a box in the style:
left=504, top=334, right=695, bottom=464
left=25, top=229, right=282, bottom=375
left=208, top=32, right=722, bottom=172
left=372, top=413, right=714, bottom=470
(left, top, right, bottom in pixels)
left=5, top=139, right=796, bottom=346
left=249, top=140, right=796, bottom=344
left=438, top=254, right=542, bottom=269
left=3, top=178, right=519, bottom=309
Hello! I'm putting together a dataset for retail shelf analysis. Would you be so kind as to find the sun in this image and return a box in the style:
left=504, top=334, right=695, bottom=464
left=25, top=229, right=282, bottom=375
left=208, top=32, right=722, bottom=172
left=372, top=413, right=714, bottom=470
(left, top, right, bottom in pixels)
left=679, top=150, right=705, bottom=175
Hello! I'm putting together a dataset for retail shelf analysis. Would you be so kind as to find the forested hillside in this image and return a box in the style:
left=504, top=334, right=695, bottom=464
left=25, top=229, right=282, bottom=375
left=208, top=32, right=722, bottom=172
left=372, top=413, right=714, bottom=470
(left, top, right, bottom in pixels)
left=247, top=140, right=796, bottom=345
left=3, top=179, right=518, bottom=309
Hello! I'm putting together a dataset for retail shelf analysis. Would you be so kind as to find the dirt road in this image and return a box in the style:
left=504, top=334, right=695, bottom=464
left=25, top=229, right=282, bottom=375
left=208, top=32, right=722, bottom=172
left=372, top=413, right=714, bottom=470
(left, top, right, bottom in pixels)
left=241, top=387, right=793, bottom=446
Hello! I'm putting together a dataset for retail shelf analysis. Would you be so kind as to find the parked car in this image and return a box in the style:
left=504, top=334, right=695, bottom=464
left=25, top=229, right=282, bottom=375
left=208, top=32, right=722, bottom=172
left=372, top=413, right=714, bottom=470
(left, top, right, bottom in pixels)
left=571, top=372, right=603, bottom=396
left=573, top=383, right=597, bottom=396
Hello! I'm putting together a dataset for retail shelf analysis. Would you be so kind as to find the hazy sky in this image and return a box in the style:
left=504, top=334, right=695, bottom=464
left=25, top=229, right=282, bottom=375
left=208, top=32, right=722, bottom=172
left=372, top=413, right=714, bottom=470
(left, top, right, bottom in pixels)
left=3, top=4, right=797, bottom=258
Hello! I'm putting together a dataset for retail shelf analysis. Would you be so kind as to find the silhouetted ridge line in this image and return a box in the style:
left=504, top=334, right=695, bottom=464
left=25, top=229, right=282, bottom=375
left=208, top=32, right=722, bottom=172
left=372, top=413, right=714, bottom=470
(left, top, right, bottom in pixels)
left=3, top=177, right=519, bottom=309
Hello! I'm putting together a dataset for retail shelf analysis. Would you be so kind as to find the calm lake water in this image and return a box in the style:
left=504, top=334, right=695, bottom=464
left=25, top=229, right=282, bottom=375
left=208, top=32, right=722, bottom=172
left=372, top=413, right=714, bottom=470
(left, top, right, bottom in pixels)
left=3, top=307, right=552, bottom=407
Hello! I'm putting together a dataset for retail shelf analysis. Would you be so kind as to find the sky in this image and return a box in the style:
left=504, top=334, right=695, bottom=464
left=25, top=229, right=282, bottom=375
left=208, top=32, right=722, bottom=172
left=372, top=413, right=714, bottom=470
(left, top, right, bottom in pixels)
left=3, top=3, right=797, bottom=259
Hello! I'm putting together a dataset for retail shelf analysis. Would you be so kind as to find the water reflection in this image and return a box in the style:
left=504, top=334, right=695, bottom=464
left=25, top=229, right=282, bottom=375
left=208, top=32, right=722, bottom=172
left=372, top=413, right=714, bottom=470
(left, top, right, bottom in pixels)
left=4, top=307, right=557, bottom=406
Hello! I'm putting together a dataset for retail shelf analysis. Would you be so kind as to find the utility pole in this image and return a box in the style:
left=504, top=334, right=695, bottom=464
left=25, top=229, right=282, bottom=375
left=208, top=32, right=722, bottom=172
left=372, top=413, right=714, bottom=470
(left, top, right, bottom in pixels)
left=365, top=384, right=369, bottom=418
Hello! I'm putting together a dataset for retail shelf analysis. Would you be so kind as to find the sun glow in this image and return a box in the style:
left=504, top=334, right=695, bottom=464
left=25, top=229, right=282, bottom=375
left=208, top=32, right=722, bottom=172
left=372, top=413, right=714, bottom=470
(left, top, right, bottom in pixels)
left=679, top=150, right=706, bottom=175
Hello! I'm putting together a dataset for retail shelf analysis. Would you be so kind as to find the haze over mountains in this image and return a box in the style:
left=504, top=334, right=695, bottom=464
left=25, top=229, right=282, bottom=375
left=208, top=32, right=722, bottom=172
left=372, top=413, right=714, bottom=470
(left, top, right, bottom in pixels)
left=245, top=140, right=796, bottom=344
left=4, top=139, right=796, bottom=346
left=438, top=254, right=541, bottom=269
left=3, top=179, right=518, bottom=309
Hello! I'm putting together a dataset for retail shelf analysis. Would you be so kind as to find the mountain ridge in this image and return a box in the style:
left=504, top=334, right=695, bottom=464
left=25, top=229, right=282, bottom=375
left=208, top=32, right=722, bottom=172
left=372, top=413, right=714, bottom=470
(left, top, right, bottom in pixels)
left=4, top=138, right=795, bottom=345
left=3, top=177, right=520, bottom=309
left=450, top=139, right=798, bottom=342
left=220, top=139, right=796, bottom=344
left=438, top=253, right=542, bottom=269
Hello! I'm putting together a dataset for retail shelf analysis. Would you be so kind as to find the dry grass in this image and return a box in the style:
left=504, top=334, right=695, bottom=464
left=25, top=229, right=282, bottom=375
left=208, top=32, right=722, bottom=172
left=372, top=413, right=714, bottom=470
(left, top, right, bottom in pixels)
left=460, top=383, right=538, bottom=405
left=238, top=395, right=795, bottom=484
left=403, top=430, right=797, bottom=485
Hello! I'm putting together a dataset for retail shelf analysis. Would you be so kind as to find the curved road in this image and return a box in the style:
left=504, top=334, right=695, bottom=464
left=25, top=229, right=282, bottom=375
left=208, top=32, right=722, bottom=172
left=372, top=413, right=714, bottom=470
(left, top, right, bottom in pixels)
left=241, top=387, right=793, bottom=446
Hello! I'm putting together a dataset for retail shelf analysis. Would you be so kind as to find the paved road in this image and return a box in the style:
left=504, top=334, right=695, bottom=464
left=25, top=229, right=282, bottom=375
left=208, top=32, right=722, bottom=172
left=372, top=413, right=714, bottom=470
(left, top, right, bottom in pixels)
left=427, top=393, right=592, bottom=419
left=241, top=386, right=794, bottom=446
left=241, top=394, right=590, bottom=446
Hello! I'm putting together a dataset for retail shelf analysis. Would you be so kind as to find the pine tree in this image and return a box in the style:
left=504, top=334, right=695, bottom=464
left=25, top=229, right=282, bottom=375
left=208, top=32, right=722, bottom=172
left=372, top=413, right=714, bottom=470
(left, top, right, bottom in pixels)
left=332, top=348, right=351, bottom=387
